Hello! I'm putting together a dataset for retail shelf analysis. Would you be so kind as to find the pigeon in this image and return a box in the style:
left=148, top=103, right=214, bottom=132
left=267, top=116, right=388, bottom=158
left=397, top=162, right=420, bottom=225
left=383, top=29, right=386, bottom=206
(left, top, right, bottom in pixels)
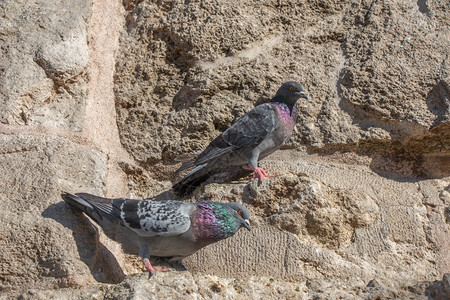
left=61, top=192, right=251, bottom=278
left=173, top=81, right=308, bottom=195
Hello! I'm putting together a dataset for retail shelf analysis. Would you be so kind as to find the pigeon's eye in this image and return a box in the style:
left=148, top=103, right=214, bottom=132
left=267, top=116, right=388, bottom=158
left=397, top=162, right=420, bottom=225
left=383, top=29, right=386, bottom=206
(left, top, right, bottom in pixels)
left=289, top=86, right=294, bottom=91
left=237, top=209, right=243, bottom=215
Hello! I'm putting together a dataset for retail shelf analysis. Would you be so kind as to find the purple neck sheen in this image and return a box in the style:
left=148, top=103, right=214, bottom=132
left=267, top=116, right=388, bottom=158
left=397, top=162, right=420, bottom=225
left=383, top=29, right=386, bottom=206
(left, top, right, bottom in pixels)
left=272, top=102, right=297, bottom=130
left=192, top=203, right=223, bottom=241
left=192, top=202, right=238, bottom=242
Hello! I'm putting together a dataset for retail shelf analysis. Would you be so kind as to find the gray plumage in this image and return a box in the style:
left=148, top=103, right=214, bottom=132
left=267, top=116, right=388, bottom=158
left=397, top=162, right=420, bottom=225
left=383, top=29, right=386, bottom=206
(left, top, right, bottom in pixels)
left=62, top=192, right=251, bottom=277
left=173, top=81, right=308, bottom=195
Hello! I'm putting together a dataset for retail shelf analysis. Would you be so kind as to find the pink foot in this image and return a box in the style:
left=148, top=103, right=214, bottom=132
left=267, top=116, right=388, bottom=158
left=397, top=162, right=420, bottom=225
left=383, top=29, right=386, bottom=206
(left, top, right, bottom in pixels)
left=143, top=258, right=171, bottom=278
left=243, top=165, right=277, bottom=184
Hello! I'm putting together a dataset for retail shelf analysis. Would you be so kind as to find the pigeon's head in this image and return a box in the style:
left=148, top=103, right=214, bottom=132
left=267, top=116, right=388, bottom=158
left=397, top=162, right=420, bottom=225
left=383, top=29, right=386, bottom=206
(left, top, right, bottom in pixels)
left=225, top=202, right=251, bottom=231
left=273, top=81, right=308, bottom=107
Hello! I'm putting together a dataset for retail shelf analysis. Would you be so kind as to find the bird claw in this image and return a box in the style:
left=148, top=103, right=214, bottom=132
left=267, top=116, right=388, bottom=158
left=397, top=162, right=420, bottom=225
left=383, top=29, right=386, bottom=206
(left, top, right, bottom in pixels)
left=147, top=268, right=172, bottom=279
left=253, top=167, right=278, bottom=185
left=143, top=258, right=171, bottom=279
left=155, top=267, right=172, bottom=272
left=242, top=165, right=277, bottom=185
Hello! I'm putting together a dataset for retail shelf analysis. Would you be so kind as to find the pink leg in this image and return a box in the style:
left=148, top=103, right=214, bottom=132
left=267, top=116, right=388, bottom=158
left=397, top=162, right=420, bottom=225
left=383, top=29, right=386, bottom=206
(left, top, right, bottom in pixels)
left=242, top=165, right=277, bottom=184
left=143, top=258, right=171, bottom=278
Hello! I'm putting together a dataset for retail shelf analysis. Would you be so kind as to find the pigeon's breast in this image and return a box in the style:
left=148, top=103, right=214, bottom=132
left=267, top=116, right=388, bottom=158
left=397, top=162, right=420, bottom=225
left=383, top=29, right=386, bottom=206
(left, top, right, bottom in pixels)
left=272, top=103, right=297, bottom=139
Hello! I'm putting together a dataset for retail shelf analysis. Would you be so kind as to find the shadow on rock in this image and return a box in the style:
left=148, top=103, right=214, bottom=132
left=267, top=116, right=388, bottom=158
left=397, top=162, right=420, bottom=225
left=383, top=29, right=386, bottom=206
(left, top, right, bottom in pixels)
left=426, top=80, right=449, bottom=129
left=308, top=122, right=450, bottom=183
left=42, top=202, right=125, bottom=284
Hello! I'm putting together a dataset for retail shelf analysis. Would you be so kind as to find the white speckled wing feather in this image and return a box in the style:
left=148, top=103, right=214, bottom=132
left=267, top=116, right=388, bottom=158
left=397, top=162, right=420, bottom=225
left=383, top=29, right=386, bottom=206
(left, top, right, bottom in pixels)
left=111, top=199, right=193, bottom=237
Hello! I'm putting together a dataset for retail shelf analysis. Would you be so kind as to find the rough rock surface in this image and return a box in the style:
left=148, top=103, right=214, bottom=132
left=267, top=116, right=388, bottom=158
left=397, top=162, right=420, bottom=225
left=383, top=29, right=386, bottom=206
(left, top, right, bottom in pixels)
left=0, top=0, right=90, bottom=130
left=0, top=0, right=449, bottom=299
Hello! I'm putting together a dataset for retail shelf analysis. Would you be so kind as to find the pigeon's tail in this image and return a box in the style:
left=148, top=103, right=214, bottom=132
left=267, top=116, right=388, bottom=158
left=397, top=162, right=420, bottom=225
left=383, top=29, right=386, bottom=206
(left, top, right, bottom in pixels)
left=172, top=163, right=211, bottom=196
left=61, top=192, right=116, bottom=225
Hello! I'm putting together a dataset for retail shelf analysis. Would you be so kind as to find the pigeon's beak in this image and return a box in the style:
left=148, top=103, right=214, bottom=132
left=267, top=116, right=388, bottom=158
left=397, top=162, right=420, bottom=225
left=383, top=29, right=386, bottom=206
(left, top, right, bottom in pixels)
left=296, top=91, right=309, bottom=100
left=243, top=219, right=251, bottom=231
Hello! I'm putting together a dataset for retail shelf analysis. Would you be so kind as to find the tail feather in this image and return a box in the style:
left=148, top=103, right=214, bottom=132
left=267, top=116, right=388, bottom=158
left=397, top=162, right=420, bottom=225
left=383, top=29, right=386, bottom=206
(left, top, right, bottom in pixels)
left=172, top=163, right=211, bottom=196
left=176, top=160, right=195, bottom=173
left=61, top=192, right=115, bottom=223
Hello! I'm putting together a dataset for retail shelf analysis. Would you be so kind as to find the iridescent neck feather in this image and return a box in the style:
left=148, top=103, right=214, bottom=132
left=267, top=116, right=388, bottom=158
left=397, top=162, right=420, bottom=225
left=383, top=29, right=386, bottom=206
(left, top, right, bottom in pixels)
left=271, top=102, right=298, bottom=132
left=192, top=202, right=240, bottom=241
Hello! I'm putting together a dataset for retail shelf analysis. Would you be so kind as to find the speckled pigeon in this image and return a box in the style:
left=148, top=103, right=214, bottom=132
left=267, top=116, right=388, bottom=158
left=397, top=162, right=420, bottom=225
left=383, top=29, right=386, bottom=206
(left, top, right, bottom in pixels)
left=173, top=81, right=308, bottom=195
left=62, top=192, right=251, bottom=277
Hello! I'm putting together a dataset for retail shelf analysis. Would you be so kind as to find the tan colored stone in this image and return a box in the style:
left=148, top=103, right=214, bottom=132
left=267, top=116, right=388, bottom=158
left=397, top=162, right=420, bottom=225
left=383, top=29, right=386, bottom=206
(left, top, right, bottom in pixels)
left=0, top=135, right=107, bottom=292
left=0, top=0, right=449, bottom=298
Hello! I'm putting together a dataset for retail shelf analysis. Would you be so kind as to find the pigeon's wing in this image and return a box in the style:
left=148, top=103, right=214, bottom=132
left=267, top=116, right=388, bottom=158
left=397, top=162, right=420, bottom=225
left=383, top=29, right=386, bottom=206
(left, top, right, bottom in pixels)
left=109, top=199, right=193, bottom=237
left=71, top=193, right=194, bottom=237
left=176, top=135, right=232, bottom=172
left=189, top=103, right=276, bottom=167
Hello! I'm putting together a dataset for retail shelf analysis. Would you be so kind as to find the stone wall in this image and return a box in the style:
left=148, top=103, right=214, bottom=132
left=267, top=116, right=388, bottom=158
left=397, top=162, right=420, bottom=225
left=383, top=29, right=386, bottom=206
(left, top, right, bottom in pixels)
left=0, top=0, right=448, bottom=298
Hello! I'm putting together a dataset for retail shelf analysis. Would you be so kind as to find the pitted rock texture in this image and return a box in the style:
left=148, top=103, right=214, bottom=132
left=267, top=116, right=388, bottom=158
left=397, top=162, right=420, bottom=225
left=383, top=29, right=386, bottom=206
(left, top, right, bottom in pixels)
left=0, top=0, right=90, bottom=130
left=0, top=135, right=107, bottom=291
left=0, top=0, right=449, bottom=299
left=184, top=151, right=447, bottom=286
left=114, top=0, right=449, bottom=169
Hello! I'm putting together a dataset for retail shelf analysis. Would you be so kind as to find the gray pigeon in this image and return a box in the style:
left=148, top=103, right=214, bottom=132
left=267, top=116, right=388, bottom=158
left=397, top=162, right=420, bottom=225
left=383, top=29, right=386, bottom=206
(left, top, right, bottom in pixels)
left=173, top=81, right=308, bottom=195
left=62, top=192, right=251, bottom=277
